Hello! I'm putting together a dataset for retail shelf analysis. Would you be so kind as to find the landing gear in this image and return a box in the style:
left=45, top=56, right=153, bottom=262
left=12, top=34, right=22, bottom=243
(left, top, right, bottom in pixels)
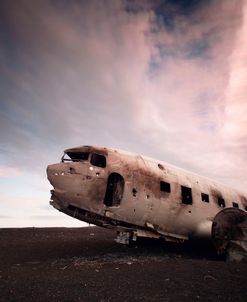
left=115, top=231, right=134, bottom=245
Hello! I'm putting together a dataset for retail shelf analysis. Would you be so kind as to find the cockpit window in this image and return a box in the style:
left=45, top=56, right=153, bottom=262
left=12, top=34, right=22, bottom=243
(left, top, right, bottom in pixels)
left=62, top=152, right=89, bottom=162
left=90, top=153, right=106, bottom=168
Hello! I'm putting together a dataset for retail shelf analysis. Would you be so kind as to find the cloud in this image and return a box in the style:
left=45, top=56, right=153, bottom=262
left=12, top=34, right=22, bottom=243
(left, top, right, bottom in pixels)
left=0, top=166, right=22, bottom=177
left=0, top=0, right=247, bottom=207
left=221, top=2, right=247, bottom=139
left=0, top=190, right=86, bottom=227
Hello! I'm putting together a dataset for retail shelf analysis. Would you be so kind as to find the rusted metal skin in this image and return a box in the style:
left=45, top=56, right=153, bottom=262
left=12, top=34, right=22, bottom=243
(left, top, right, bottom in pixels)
left=47, top=145, right=247, bottom=251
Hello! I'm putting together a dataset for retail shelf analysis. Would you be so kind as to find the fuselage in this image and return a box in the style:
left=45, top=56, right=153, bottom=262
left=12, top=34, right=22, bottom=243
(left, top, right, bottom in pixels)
left=47, top=145, right=247, bottom=244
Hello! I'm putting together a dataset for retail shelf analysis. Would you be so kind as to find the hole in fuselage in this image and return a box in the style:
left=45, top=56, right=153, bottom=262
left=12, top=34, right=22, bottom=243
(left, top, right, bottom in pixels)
left=104, top=173, right=125, bottom=207
left=132, top=188, right=137, bottom=197
left=69, top=167, right=76, bottom=174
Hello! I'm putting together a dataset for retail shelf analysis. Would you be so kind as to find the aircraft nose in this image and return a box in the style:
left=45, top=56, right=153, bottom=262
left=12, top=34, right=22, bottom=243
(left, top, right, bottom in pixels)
left=47, top=164, right=65, bottom=210
left=47, top=164, right=58, bottom=176
left=47, top=164, right=54, bottom=180
left=46, top=164, right=62, bottom=186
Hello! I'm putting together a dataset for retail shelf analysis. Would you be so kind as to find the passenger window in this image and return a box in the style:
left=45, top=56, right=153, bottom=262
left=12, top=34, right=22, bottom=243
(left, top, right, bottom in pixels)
left=218, top=197, right=225, bottom=208
left=160, top=181, right=171, bottom=193
left=90, top=153, right=106, bottom=168
left=201, top=193, right=209, bottom=203
left=232, top=202, right=239, bottom=208
left=181, top=186, right=192, bottom=205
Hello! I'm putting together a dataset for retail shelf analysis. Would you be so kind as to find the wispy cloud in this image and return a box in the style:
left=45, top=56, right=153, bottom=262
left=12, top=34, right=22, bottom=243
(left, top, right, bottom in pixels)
left=0, top=166, right=22, bottom=177
left=0, top=0, right=247, bottom=226
left=0, top=215, right=12, bottom=219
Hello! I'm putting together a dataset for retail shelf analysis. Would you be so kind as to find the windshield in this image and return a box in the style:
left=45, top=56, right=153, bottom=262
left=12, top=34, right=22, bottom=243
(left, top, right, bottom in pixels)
left=61, top=152, right=90, bottom=162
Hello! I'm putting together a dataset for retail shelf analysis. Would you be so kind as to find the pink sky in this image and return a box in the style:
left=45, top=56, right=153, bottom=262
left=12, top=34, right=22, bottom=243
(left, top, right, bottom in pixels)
left=0, top=0, right=247, bottom=227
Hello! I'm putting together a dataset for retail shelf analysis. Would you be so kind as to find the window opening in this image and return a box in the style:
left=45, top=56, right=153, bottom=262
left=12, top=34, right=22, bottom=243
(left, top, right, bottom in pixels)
left=181, top=186, right=192, bottom=205
left=232, top=202, right=239, bottom=208
left=62, top=152, right=89, bottom=162
left=91, top=153, right=106, bottom=168
left=104, top=173, right=124, bottom=207
left=218, top=197, right=225, bottom=208
left=201, top=193, right=209, bottom=203
left=160, top=181, right=171, bottom=193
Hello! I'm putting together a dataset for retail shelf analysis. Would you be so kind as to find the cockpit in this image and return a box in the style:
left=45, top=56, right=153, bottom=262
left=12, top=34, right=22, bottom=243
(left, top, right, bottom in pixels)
left=61, top=151, right=107, bottom=168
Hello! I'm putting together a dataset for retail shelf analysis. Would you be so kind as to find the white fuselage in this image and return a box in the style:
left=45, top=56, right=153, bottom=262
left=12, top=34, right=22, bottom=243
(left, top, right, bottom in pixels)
left=47, top=145, right=247, bottom=243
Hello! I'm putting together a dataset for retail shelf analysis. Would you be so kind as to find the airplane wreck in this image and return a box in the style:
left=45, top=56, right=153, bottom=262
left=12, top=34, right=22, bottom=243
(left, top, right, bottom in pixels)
left=47, top=145, right=247, bottom=260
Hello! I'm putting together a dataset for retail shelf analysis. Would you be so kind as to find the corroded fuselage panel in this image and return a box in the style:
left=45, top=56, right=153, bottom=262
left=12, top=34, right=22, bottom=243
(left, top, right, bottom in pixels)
left=47, top=145, right=247, bottom=245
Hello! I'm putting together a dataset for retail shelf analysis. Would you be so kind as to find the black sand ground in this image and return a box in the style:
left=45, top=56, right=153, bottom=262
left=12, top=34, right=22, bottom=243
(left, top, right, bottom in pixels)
left=0, top=227, right=246, bottom=302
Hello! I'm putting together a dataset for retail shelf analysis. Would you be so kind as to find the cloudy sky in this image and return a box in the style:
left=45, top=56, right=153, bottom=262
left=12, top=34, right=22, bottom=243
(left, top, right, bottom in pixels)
left=1, top=0, right=247, bottom=227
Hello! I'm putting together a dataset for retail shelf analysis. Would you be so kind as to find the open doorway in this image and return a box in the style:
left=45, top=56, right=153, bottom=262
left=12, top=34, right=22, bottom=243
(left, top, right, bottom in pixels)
left=104, top=173, right=124, bottom=207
